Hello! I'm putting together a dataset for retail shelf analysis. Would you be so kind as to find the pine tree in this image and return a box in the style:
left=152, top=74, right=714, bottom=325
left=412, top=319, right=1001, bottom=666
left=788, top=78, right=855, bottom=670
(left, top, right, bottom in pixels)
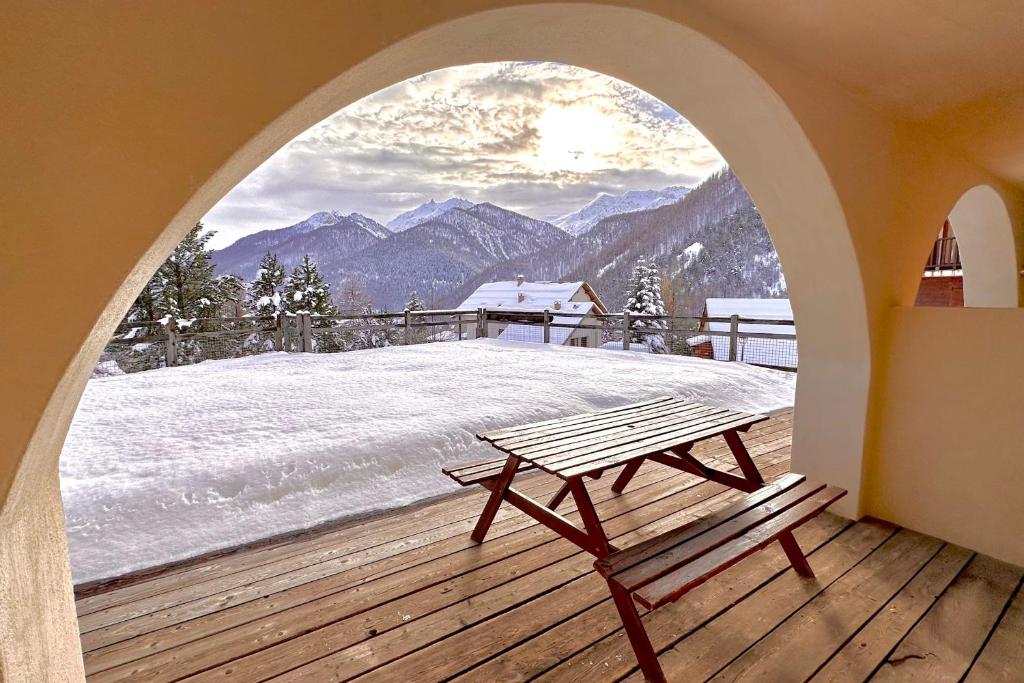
left=127, top=277, right=162, bottom=322
left=215, top=274, right=246, bottom=318
left=284, top=254, right=338, bottom=318
left=156, top=222, right=223, bottom=323
left=246, top=252, right=285, bottom=316
left=405, top=290, right=425, bottom=312
left=623, top=256, right=668, bottom=353
left=126, top=222, right=222, bottom=325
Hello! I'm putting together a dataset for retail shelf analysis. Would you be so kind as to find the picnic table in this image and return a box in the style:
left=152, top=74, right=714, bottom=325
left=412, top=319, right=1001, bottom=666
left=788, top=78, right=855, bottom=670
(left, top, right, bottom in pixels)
left=442, top=395, right=846, bottom=682
left=443, top=396, right=771, bottom=556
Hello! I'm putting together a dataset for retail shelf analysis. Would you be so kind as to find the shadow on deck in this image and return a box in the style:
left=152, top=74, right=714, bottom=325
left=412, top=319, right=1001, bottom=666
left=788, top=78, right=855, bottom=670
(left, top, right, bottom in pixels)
left=74, top=412, right=1023, bottom=681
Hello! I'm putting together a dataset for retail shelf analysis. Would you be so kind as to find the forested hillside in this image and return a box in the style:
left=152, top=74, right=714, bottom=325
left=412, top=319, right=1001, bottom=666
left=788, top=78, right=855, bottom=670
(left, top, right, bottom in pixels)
left=451, top=169, right=785, bottom=314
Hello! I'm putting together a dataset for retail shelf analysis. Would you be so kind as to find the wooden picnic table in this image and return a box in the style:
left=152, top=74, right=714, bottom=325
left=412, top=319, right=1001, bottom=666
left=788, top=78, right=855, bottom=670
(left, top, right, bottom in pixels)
left=443, top=395, right=770, bottom=558
left=442, top=395, right=846, bottom=682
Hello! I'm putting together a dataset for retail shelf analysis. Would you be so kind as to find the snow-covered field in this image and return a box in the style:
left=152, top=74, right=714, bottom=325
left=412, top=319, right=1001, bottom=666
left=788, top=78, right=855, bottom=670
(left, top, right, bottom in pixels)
left=60, top=340, right=796, bottom=583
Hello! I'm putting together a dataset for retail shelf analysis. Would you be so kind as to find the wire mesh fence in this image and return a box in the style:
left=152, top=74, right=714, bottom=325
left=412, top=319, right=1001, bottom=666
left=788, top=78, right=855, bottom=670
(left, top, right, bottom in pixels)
left=96, top=308, right=797, bottom=375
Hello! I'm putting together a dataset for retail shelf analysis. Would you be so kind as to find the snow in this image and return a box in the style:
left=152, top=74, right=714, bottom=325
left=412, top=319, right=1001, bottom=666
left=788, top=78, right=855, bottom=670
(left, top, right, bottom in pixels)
left=600, top=341, right=652, bottom=353
left=386, top=197, right=474, bottom=232
left=458, top=280, right=590, bottom=311
left=553, top=186, right=691, bottom=236
left=682, top=242, right=704, bottom=267
left=60, top=340, right=795, bottom=583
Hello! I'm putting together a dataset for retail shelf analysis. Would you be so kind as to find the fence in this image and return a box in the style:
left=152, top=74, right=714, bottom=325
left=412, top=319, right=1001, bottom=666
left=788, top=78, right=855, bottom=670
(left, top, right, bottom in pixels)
left=98, top=308, right=797, bottom=375
left=471, top=308, right=797, bottom=371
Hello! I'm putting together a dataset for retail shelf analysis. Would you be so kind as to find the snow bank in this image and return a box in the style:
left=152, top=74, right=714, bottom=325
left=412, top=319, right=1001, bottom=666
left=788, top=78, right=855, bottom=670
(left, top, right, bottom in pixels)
left=60, top=340, right=795, bottom=583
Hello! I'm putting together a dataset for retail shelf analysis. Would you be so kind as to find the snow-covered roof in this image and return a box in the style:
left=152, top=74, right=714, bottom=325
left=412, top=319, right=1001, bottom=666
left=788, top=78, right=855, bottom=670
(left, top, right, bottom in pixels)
left=458, top=280, right=606, bottom=313
left=704, top=298, right=795, bottom=336
left=498, top=302, right=596, bottom=344
left=695, top=298, right=798, bottom=369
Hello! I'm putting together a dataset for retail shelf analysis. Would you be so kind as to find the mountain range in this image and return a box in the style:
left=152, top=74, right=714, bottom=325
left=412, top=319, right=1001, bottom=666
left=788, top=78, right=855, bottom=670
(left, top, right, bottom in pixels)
left=211, top=171, right=786, bottom=313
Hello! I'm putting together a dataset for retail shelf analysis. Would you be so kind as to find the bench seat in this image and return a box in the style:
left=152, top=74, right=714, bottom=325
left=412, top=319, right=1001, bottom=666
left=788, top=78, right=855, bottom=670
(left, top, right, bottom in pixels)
left=595, top=472, right=846, bottom=681
left=442, top=457, right=537, bottom=486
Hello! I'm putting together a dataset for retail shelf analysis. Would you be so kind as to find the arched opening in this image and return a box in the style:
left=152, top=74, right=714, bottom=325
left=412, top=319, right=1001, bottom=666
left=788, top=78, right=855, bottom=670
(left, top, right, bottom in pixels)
left=915, top=185, right=1019, bottom=308
left=949, top=185, right=1019, bottom=308
left=5, top=4, right=871, bottom=677
left=65, top=61, right=806, bottom=585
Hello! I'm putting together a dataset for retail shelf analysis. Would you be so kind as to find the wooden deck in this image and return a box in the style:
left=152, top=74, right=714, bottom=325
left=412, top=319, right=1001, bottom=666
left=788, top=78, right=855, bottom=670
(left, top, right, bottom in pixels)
left=75, top=412, right=1024, bottom=682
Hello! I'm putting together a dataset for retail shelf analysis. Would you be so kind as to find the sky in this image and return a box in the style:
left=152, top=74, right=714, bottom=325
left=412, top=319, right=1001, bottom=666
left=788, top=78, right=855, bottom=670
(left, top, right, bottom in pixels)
left=202, top=61, right=725, bottom=249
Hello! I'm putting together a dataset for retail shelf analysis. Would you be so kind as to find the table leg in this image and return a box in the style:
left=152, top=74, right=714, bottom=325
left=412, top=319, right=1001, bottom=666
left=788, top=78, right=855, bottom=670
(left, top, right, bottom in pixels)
left=471, top=454, right=520, bottom=543
left=549, top=470, right=605, bottom=510
left=724, top=429, right=765, bottom=486
left=608, top=580, right=666, bottom=682
left=547, top=481, right=572, bottom=510
left=611, top=458, right=645, bottom=494
left=568, top=477, right=611, bottom=557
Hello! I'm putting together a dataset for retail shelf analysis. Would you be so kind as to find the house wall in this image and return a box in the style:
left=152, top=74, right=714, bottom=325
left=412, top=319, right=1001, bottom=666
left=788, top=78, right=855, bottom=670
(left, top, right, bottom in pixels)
left=1, top=2, right=1023, bottom=679
left=915, top=276, right=964, bottom=307
left=866, top=307, right=1024, bottom=566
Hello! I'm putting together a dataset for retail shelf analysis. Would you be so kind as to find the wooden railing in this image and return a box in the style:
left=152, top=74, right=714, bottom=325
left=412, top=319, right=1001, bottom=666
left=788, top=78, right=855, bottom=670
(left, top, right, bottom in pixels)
left=101, top=308, right=797, bottom=373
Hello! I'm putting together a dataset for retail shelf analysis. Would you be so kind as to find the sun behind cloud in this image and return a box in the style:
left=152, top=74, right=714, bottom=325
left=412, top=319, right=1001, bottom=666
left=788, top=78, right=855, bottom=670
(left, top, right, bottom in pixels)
left=203, top=61, right=725, bottom=248
left=533, top=102, right=624, bottom=174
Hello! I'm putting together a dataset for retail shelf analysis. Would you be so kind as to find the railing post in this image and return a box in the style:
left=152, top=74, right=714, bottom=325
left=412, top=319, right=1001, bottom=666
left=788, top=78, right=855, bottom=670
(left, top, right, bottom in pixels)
left=457, top=313, right=463, bottom=341
left=477, top=307, right=487, bottom=339
left=273, top=312, right=285, bottom=352
left=543, top=309, right=551, bottom=344
left=728, top=314, right=739, bottom=362
left=403, top=308, right=412, bottom=345
left=164, top=318, right=178, bottom=367
left=623, top=312, right=631, bottom=351
left=300, top=313, right=313, bottom=352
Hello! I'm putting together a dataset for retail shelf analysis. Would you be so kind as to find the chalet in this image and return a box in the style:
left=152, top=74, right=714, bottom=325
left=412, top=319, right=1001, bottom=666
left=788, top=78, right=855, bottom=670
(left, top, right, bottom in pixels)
left=687, top=297, right=797, bottom=370
left=457, top=276, right=607, bottom=348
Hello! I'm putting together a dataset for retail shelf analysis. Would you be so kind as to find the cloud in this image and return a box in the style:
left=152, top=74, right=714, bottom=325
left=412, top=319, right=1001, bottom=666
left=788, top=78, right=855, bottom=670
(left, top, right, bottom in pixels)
left=202, top=61, right=725, bottom=248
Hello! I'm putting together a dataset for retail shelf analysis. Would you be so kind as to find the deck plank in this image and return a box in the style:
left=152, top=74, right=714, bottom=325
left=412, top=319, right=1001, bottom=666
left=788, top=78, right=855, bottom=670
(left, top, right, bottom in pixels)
left=81, top=419, right=796, bottom=665
left=870, top=554, right=1023, bottom=682
left=177, top=458, right=795, bottom=682
left=810, top=542, right=973, bottom=682
left=708, top=529, right=944, bottom=681
left=87, top=441, right=793, bottom=681
left=74, top=413, right=1021, bottom=683
left=965, top=581, right=1024, bottom=682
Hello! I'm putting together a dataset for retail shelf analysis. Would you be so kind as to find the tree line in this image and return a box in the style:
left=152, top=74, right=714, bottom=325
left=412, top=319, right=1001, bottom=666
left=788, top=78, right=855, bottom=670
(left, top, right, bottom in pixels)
left=125, top=222, right=424, bottom=327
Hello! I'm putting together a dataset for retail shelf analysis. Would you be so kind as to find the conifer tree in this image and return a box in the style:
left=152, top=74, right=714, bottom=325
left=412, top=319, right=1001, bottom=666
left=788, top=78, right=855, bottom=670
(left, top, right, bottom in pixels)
left=128, top=278, right=162, bottom=322
left=125, top=222, right=222, bottom=325
left=405, top=290, right=425, bottom=312
left=157, top=222, right=223, bottom=323
left=284, top=254, right=338, bottom=318
left=623, top=256, right=668, bottom=353
left=246, top=252, right=286, bottom=316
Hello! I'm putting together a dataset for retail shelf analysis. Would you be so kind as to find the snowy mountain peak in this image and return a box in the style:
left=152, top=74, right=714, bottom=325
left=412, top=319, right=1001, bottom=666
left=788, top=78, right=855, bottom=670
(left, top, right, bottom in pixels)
left=554, top=186, right=692, bottom=236
left=346, top=212, right=392, bottom=240
left=386, top=197, right=474, bottom=232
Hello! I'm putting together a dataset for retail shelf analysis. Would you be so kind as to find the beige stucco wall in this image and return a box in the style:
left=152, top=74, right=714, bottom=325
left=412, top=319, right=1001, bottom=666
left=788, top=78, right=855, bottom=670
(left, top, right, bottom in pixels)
left=865, top=306, right=1024, bottom=565
left=0, top=1, right=1021, bottom=679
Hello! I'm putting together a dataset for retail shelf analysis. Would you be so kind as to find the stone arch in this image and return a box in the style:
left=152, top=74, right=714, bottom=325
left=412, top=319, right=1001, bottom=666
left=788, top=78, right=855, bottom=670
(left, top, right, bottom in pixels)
left=3, top=4, right=873, bottom=677
left=948, top=184, right=1020, bottom=307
